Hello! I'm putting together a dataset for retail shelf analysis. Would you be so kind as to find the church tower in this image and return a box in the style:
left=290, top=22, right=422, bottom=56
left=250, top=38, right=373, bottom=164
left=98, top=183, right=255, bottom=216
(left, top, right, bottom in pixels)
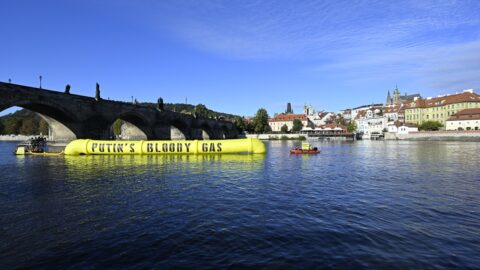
left=393, top=85, right=400, bottom=104
left=386, top=90, right=392, bottom=105
left=286, top=102, right=293, bottom=114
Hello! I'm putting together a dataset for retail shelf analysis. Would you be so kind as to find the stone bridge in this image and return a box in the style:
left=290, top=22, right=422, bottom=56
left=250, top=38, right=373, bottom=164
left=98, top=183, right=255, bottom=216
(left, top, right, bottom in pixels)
left=0, top=82, right=238, bottom=141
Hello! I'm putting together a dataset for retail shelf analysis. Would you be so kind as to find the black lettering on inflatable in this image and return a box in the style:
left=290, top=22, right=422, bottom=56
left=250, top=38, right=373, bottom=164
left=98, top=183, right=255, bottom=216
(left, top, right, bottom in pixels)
left=162, top=143, right=168, bottom=152
left=147, top=143, right=153, bottom=152
left=112, top=143, right=116, bottom=153
left=92, top=143, right=98, bottom=152
left=155, top=143, right=160, bottom=152
left=210, top=143, right=215, bottom=152
left=169, top=143, right=175, bottom=152
left=177, top=143, right=182, bottom=152
left=130, top=144, right=135, bottom=153
left=107, top=143, right=112, bottom=152
left=217, top=143, right=222, bottom=152
left=202, top=143, right=208, bottom=152
left=185, top=143, right=191, bottom=152
left=117, top=144, right=124, bottom=153
left=99, top=144, right=105, bottom=152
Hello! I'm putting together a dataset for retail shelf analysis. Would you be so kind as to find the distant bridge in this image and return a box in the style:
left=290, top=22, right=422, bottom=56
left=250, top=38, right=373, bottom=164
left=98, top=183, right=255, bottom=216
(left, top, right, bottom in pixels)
left=0, top=82, right=238, bottom=141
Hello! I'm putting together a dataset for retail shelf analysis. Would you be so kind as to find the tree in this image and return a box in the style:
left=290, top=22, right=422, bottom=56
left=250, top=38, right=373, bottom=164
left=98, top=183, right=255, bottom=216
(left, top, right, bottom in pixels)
left=38, top=118, right=49, bottom=135
left=19, top=118, right=37, bottom=135
left=264, top=124, right=272, bottom=133
left=234, top=116, right=246, bottom=132
left=195, top=104, right=209, bottom=118
left=0, top=120, right=4, bottom=134
left=245, top=121, right=255, bottom=133
left=281, top=124, right=289, bottom=133
left=112, top=119, right=124, bottom=136
left=292, top=119, right=303, bottom=132
left=2, top=117, right=21, bottom=134
left=419, top=121, right=442, bottom=131
left=347, top=120, right=357, bottom=133
left=253, top=108, right=269, bottom=133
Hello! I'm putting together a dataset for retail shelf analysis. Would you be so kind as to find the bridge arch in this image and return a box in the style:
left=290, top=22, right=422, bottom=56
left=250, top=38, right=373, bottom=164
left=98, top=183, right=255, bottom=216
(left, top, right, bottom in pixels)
left=0, top=99, right=79, bottom=141
left=0, top=82, right=239, bottom=141
left=169, top=119, right=190, bottom=140
left=220, top=125, right=229, bottom=139
left=112, top=112, right=152, bottom=140
left=195, top=123, right=214, bottom=140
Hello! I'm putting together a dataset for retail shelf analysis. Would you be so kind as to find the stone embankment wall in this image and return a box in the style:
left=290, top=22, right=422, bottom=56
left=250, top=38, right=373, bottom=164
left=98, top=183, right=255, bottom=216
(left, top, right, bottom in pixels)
left=385, top=131, right=480, bottom=141
left=0, top=135, right=39, bottom=141
left=246, top=134, right=303, bottom=140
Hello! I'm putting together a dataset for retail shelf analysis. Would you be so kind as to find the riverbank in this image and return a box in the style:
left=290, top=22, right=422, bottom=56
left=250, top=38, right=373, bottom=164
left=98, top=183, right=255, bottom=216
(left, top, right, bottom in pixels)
left=246, top=134, right=306, bottom=140
left=385, top=130, right=480, bottom=141
left=0, top=135, right=39, bottom=141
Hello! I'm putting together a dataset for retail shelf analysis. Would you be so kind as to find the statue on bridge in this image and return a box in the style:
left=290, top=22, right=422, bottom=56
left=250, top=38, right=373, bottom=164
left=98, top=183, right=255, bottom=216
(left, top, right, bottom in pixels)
left=65, top=84, right=71, bottom=94
left=157, top=97, right=164, bottom=111
left=95, top=83, right=101, bottom=101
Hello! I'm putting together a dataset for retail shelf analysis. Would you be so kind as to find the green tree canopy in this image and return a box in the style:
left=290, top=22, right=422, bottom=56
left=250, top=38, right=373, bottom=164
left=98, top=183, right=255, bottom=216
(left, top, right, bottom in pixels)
left=2, top=118, right=21, bottom=134
left=19, top=118, right=37, bottom=135
left=234, top=116, right=246, bottom=132
left=419, top=121, right=443, bottom=131
left=253, top=108, right=269, bottom=133
left=112, top=119, right=124, bottom=136
left=195, top=104, right=210, bottom=118
left=38, top=118, right=49, bottom=135
left=245, top=121, right=255, bottom=133
left=347, top=120, right=357, bottom=133
left=264, top=124, right=272, bottom=133
left=281, top=124, right=289, bottom=133
left=292, top=119, right=303, bottom=132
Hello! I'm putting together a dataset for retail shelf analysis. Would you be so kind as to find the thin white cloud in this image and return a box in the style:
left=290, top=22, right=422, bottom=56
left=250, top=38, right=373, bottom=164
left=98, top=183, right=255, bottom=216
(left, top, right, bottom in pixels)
left=117, top=0, right=480, bottom=91
left=147, top=0, right=480, bottom=59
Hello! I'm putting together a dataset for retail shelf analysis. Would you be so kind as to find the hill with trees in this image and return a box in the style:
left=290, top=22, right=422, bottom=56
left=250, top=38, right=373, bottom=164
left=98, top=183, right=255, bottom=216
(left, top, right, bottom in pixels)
left=0, top=109, right=49, bottom=135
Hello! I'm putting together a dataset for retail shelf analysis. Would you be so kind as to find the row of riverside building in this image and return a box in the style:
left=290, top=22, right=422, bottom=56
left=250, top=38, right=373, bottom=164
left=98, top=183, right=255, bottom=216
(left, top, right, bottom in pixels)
left=266, top=86, right=480, bottom=139
left=341, top=86, right=480, bottom=139
left=268, top=103, right=347, bottom=134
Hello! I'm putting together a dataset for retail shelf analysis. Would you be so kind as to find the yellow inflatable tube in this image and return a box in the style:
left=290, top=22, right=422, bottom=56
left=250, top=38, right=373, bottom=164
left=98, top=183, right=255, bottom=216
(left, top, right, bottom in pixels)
left=64, top=138, right=266, bottom=155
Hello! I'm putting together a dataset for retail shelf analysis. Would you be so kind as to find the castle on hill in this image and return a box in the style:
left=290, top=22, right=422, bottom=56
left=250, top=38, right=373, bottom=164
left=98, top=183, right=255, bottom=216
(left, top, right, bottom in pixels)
left=386, top=85, right=421, bottom=106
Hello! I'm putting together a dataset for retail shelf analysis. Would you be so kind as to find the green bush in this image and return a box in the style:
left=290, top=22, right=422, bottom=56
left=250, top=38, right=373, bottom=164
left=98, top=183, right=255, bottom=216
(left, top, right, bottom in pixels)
left=419, top=121, right=443, bottom=131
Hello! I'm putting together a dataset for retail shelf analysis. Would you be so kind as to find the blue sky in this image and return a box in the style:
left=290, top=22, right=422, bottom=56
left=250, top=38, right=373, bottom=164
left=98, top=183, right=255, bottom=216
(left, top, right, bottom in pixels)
left=1, top=0, right=480, bottom=116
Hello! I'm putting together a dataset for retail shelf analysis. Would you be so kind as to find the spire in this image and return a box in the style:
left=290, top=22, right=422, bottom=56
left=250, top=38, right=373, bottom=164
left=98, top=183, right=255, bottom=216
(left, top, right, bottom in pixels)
left=386, top=90, right=391, bottom=105
left=286, top=102, right=293, bottom=114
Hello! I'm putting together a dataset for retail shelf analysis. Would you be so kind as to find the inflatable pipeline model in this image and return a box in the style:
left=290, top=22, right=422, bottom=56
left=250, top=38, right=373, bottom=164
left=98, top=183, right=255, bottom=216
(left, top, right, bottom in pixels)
left=64, top=138, right=266, bottom=155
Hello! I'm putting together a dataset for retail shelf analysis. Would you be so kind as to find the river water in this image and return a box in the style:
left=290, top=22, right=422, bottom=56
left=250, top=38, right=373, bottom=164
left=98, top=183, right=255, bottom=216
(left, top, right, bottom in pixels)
left=0, top=140, right=479, bottom=269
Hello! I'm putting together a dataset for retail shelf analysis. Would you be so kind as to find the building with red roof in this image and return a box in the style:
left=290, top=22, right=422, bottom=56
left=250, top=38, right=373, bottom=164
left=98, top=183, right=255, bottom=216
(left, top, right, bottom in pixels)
left=405, top=89, right=480, bottom=127
left=445, top=108, right=480, bottom=130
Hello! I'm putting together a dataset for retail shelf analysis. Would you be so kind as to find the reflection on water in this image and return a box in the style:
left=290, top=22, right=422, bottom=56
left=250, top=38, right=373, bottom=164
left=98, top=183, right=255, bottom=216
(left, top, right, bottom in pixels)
left=63, top=154, right=266, bottom=180
left=0, top=140, right=479, bottom=269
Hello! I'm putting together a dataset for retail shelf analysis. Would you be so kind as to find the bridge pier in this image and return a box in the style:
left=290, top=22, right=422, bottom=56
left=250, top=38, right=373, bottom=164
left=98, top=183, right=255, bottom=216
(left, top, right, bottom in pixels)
left=119, top=122, right=148, bottom=140
left=38, top=114, right=77, bottom=141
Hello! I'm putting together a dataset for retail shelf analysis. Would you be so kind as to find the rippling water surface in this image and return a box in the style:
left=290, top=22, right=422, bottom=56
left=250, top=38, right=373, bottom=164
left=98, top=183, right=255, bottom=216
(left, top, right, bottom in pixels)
left=1, top=140, right=479, bottom=269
